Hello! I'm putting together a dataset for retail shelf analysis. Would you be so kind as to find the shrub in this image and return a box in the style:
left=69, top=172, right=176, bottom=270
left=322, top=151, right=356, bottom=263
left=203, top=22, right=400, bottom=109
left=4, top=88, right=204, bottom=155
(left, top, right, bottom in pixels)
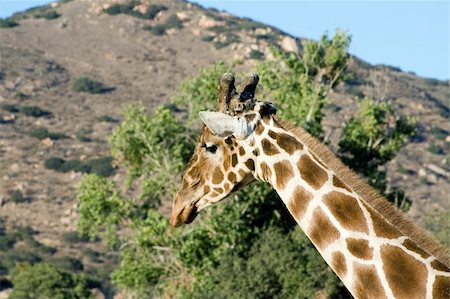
left=9, top=190, right=29, bottom=204
left=144, top=24, right=166, bottom=36
left=97, top=115, right=118, bottom=123
left=9, top=263, right=91, bottom=299
left=1, top=104, right=19, bottom=113
left=76, top=128, right=93, bottom=142
left=103, top=2, right=135, bottom=15
left=0, top=18, right=18, bottom=28
left=144, top=4, right=167, bottom=20
left=30, top=127, right=68, bottom=140
left=0, top=233, right=17, bottom=251
left=34, top=10, right=60, bottom=20
left=165, top=14, right=182, bottom=29
left=249, top=49, right=264, bottom=60
left=104, top=3, right=167, bottom=20
left=214, top=33, right=241, bottom=49
left=44, top=157, right=115, bottom=177
left=83, top=248, right=101, bottom=263
left=427, top=143, right=444, bottom=155
left=62, top=231, right=90, bottom=244
left=73, top=77, right=107, bottom=94
left=20, top=105, right=50, bottom=117
left=201, top=35, right=214, bottom=42
left=15, top=92, right=30, bottom=100
left=430, top=127, right=448, bottom=141
left=87, top=157, right=116, bottom=177
left=49, top=256, right=84, bottom=272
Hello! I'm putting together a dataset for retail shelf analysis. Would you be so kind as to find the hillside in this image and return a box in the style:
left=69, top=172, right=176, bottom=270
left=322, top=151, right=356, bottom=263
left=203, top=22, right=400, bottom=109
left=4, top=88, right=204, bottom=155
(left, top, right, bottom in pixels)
left=0, top=0, right=449, bottom=297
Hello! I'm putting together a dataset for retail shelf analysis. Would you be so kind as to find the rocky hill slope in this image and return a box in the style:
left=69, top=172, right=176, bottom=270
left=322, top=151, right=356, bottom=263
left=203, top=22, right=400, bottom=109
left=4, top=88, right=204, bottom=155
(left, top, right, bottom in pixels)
left=0, top=0, right=449, bottom=294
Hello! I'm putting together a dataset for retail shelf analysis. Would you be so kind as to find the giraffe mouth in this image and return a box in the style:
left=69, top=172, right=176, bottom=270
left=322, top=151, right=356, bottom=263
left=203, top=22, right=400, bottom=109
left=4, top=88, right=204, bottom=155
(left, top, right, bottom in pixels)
left=169, top=203, right=198, bottom=227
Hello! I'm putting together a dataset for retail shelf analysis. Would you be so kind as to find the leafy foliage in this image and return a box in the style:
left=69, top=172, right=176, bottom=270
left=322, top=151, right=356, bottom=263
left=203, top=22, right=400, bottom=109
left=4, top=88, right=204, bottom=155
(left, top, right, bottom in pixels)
left=256, top=30, right=351, bottom=137
left=338, top=97, right=416, bottom=210
left=9, top=263, right=92, bottom=299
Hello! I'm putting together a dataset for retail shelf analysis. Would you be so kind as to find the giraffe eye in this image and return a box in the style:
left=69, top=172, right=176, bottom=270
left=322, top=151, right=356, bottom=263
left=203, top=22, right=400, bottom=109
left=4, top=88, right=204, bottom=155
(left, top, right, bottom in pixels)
left=204, top=143, right=218, bottom=154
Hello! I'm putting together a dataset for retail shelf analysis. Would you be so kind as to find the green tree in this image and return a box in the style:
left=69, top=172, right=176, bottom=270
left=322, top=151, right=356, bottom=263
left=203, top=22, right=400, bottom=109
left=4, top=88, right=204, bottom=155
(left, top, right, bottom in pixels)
left=76, top=30, right=416, bottom=298
left=10, top=263, right=92, bottom=299
left=338, top=97, right=416, bottom=210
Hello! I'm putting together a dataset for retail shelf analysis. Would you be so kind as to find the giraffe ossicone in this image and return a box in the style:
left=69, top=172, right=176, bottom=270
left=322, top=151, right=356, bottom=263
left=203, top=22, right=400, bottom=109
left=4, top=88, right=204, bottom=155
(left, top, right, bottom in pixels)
left=170, top=73, right=450, bottom=298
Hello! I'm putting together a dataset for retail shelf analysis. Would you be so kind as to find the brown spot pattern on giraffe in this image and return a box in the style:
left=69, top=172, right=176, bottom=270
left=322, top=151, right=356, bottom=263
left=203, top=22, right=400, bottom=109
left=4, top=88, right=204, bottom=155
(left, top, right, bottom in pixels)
left=245, top=159, right=255, bottom=171
left=203, top=185, right=210, bottom=195
left=287, top=185, right=313, bottom=219
left=431, top=259, right=450, bottom=272
left=363, top=203, right=402, bottom=239
left=381, top=244, right=427, bottom=299
left=231, top=153, right=238, bottom=167
left=331, top=252, right=347, bottom=277
left=260, top=162, right=272, bottom=182
left=433, top=275, right=450, bottom=299
left=297, top=155, right=328, bottom=190
left=252, top=149, right=259, bottom=156
left=261, top=138, right=280, bottom=156
left=223, top=155, right=231, bottom=171
left=227, top=172, right=237, bottom=183
left=212, top=167, right=224, bottom=184
left=402, top=239, right=431, bottom=259
left=323, top=191, right=369, bottom=233
left=346, top=238, right=373, bottom=260
left=308, top=207, right=341, bottom=250
left=353, top=263, right=387, bottom=299
left=255, top=123, right=265, bottom=135
left=333, top=176, right=352, bottom=192
left=239, top=147, right=245, bottom=156
left=245, top=113, right=256, bottom=121
left=273, top=160, right=294, bottom=190
left=268, top=130, right=303, bottom=154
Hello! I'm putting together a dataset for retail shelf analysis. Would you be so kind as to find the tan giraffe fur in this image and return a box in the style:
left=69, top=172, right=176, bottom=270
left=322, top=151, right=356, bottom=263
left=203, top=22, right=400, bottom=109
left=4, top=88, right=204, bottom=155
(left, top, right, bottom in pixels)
left=170, top=73, right=450, bottom=299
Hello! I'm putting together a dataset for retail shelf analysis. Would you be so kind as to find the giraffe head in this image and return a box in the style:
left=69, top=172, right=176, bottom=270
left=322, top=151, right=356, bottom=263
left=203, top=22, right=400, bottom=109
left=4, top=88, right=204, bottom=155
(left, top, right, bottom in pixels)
left=169, top=73, right=276, bottom=227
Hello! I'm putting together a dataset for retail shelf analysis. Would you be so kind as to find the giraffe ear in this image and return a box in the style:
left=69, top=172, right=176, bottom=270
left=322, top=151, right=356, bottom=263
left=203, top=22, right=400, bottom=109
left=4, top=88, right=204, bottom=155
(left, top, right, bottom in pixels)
left=199, top=111, right=252, bottom=139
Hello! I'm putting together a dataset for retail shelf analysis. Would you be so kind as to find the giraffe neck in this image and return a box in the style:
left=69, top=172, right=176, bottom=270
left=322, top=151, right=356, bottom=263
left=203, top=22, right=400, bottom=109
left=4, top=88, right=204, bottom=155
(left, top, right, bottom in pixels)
left=250, top=116, right=450, bottom=299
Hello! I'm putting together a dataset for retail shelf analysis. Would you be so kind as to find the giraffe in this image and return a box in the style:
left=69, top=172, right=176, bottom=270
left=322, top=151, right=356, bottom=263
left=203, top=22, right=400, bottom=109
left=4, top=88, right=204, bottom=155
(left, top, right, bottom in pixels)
left=169, top=73, right=450, bottom=298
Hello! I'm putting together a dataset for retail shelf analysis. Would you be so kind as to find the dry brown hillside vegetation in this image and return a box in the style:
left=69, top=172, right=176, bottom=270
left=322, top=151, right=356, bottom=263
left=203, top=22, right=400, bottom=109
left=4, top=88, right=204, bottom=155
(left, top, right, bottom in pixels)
left=0, top=0, right=449, bottom=297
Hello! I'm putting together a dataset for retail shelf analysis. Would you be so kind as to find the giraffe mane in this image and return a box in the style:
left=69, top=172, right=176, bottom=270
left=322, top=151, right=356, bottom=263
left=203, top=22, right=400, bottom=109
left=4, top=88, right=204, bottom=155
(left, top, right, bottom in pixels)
left=275, top=116, right=450, bottom=267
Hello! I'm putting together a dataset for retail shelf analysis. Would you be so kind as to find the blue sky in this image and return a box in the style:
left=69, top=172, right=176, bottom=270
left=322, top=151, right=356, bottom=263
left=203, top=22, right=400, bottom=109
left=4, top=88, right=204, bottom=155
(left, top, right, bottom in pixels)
left=1, top=1, right=448, bottom=80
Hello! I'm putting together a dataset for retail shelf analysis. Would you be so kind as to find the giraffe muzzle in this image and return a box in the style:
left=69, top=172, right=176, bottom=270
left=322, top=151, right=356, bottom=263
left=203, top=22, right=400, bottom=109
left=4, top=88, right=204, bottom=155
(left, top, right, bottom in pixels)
left=169, top=203, right=198, bottom=227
